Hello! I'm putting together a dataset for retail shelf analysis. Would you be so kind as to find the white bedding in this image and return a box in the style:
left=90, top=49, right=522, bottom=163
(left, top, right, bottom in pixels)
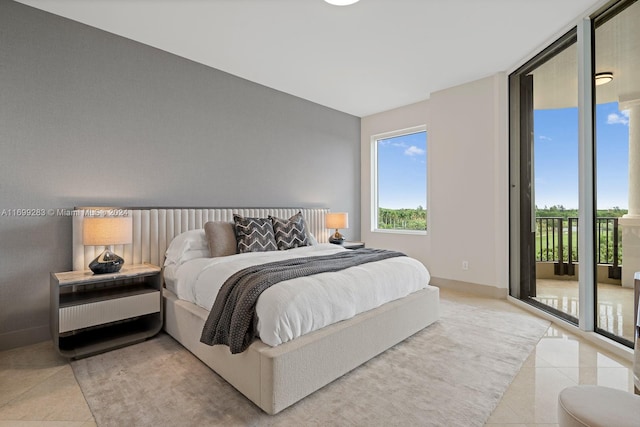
left=164, top=244, right=430, bottom=347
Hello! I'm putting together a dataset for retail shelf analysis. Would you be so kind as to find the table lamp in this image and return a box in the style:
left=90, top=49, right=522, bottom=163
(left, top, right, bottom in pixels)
left=83, top=216, right=132, bottom=274
left=326, top=212, right=348, bottom=244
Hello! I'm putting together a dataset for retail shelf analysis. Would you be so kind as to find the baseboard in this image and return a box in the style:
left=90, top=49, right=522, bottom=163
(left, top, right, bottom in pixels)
left=0, top=324, right=50, bottom=351
left=430, top=277, right=508, bottom=299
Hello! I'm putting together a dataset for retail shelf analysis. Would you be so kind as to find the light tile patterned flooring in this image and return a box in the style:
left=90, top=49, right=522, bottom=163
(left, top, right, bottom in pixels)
left=0, top=340, right=95, bottom=427
left=0, top=288, right=634, bottom=426
left=534, top=279, right=636, bottom=342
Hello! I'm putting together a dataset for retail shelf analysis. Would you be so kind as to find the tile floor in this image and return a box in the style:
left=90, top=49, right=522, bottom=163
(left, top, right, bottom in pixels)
left=0, top=340, right=95, bottom=427
left=0, top=288, right=635, bottom=426
left=534, top=279, right=636, bottom=342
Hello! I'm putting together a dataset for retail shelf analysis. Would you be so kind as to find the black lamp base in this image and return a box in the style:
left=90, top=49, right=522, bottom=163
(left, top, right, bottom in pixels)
left=89, top=249, right=125, bottom=274
left=329, top=230, right=344, bottom=244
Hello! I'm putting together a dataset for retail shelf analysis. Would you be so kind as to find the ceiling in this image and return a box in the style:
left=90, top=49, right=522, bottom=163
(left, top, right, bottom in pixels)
left=16, top=0, right=602, bottom=117
left=533, top=0, right=640, bottom=110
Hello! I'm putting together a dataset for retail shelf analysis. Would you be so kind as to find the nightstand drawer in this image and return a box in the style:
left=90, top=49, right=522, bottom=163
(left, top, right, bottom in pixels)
left=59, top=290, right=160, bottom=333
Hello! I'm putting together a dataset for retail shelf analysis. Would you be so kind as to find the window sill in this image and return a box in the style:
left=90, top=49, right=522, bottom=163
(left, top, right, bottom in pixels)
left=372, top=229, right=427, bottom=236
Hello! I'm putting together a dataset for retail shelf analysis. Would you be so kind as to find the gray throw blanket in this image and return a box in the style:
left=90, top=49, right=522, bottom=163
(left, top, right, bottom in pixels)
left=200, top=248, right=406, bottom=354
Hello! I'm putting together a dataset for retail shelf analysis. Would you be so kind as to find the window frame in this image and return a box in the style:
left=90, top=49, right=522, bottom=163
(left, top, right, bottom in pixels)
left=371, top=125, right=428, bottom=235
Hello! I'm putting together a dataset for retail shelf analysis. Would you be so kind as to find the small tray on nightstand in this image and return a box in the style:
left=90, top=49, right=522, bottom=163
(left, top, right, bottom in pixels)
left=332, top=241, right=365, bottom=249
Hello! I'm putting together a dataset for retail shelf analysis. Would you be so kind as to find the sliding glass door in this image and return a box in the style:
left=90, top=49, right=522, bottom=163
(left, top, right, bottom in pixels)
left=510, top=31, right=580, bottom=325
left=593, top=0, right=638, bottom=346
left=510, top=0, right=639, bottom=347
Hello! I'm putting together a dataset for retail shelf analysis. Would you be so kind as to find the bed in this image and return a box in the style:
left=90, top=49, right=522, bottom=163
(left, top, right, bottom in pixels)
left=71, top=207, right=439, bottom=415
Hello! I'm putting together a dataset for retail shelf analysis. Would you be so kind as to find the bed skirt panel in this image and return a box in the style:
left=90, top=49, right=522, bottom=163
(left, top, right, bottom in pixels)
left=163, top=290, right=265, bottom=405
left=163, top=285, right=440, bottom=414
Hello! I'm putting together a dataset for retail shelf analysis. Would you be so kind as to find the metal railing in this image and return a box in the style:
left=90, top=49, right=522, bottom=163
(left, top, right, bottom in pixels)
left=535, top=217, right=622, bottom=278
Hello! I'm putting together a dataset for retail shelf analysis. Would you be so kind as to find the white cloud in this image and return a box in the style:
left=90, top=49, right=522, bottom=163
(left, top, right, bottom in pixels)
left=404, top=145, right=425, bottom=156
left=378, top=140, right=407, bottom=148
left=539, top=135, right=552, bottom=141
left=607, top=110, right=629, bottom=125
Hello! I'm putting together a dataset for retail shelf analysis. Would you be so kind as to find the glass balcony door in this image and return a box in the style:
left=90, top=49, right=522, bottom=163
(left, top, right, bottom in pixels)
left=510, top=0, right=639, bottom=348
left=593, top=0, right=638, bottom=346
left=511, top=30, right=580, bottom=325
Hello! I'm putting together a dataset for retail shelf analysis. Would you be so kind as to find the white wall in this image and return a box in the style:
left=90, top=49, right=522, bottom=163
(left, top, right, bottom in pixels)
left=361, top=74, right=509, bottom=295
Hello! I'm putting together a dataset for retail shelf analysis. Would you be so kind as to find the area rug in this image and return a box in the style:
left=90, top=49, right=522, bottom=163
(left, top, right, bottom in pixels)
left=71, top=298, right=550, bottom=427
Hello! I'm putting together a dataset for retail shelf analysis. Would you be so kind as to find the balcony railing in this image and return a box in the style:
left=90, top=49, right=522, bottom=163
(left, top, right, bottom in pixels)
left=535, top=217, right=622, bottom=279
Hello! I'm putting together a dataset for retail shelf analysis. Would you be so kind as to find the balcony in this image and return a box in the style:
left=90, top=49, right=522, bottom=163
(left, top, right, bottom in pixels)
left=533, top=217, right=635, bottom=343
left=535, top=217, right=622, bottom=283
left=534, top=278, right=635, bottom=343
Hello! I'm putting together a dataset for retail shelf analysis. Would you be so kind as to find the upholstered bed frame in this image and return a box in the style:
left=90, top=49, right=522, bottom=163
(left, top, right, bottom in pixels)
left=71, top=207, right=440, bottom=415
left=71, top=208, right=330, bottom=270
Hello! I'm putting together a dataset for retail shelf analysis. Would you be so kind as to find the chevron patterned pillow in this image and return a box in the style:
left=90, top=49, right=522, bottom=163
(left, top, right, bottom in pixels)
left=269, top=211, right=310, bottom=250
left=233, top=214, right=278, bottom=253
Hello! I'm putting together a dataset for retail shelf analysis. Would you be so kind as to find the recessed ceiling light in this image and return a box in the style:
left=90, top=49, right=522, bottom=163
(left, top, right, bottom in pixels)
left=325, top=0, right=360, bottom=5
left=595, top=72, right=613, bottom=86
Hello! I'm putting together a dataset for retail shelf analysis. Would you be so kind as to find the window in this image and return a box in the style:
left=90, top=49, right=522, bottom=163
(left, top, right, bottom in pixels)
left=372, top=126, right=427, bottom=234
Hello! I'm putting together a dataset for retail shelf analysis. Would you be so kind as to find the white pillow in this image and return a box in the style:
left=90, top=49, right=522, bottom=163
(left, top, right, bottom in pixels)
left=302, top=217, right=318, bottom=245
left=307, top=232, right=318, bottom=246
left=164, top=229, right=209, bottom=266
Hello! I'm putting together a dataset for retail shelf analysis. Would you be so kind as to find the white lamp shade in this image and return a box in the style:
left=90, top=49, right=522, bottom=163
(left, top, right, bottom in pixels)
left=326, top=212, right=349, bottom=229
left=83, top=216, right=133, bottom=246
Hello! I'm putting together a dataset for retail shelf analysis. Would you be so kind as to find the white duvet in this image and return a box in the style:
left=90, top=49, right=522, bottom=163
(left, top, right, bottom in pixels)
left=165, top=244, right=430, bottom=347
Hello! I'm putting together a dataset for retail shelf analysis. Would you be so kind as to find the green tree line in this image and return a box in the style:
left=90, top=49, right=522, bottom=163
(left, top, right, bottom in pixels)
left=535, top=205, right=627, bottom=219
left=378, top=206, right=427, bottom=231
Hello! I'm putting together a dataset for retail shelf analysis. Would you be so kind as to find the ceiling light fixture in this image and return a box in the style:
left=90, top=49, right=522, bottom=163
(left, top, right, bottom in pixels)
left=595, top=72, right=613, bottom=86
left=324, top=0, right=360, bottom=5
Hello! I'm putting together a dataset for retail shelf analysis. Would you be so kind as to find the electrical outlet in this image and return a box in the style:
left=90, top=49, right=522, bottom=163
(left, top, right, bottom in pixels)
left=462, top=261, right=469, bottom=270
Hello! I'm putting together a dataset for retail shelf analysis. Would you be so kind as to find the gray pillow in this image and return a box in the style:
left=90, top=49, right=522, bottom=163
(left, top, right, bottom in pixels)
left=204, top=221, right=237, bottom=257
left=269, top=211, right=309, bottom=250
left=233, top=214, right=278, bottom=253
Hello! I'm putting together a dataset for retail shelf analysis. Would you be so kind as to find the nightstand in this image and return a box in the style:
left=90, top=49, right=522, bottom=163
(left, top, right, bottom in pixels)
left=50, top=264, right=162, bottom=359
left=335, top=241, right=365, bottom=249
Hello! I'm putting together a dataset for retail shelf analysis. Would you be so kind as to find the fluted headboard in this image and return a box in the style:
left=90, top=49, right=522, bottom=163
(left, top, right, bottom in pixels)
left=72, top=207, right=330, bottom=271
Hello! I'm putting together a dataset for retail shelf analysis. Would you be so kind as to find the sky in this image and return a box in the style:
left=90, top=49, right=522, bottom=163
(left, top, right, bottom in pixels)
left=377, top=131, right=427, bottom=210
left=376, top=101, right=629, bottom=212
left=534, top=101, right=629, bottom=210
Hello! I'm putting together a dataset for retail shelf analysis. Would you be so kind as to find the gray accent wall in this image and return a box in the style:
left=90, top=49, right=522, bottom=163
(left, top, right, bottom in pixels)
left=0, top=1, right=361, bottom=350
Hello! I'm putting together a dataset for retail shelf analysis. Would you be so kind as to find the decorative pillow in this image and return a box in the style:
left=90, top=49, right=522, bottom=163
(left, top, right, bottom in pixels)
left=204, top=221, right=237, bottom=257
left=269, top=211, right=309, bottom=250
left=233, top=214, right=278, bottom=253
left=164, top=229, right=209, bottom=266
